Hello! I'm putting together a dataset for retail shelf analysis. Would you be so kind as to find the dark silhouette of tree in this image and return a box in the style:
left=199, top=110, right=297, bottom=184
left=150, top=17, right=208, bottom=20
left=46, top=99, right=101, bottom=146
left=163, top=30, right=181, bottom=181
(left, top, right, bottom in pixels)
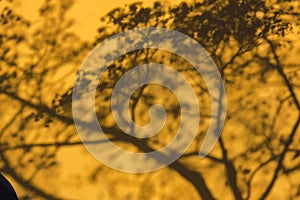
left=0, top=0, right=299, bottom=199
left=85, top=1, right=300, bottom=199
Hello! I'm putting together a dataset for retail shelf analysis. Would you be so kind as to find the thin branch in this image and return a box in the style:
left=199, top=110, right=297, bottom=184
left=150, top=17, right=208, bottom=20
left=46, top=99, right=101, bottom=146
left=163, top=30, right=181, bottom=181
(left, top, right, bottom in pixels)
left=245, top=156, right=277, bottom=200
left=183, top=152, right=223, bottom=163
left=0, top=139, right=119, bottom=151
left=259, top=39, right=300, bottom=200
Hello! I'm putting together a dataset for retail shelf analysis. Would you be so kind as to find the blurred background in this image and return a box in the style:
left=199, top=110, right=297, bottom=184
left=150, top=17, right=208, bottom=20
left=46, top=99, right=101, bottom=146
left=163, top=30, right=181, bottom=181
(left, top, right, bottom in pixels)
left=0, top=0, right=299, bottom=199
